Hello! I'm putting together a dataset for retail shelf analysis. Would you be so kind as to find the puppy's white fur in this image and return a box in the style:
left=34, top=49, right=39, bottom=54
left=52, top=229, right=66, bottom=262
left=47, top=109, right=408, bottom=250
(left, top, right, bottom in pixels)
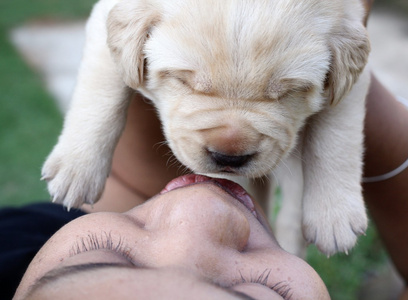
left=42, top=0, right=370, bottom=256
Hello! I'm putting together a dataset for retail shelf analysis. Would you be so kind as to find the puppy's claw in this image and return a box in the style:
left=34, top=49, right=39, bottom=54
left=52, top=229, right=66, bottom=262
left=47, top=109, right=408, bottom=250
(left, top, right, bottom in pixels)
left=42, top=144, right=109, bottom=209
left=41, top=174, right=51, bottom=182
left=351, top=226, right=366, bottom=237
left=303, top=208, right=367, bottom=256
left=51, top=194, right=57, bottom=203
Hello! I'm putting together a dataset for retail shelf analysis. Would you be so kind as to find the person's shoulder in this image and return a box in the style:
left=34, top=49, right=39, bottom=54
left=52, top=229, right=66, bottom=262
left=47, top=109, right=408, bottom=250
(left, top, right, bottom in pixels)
left=0, top=203, right=86, bottom=300
left=0, top=202, right=87, bottom=233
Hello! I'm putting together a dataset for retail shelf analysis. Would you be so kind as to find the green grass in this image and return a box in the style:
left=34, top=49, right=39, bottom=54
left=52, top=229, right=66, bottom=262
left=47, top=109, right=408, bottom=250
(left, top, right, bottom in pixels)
left=307, top=221, right=389, bottom=299
left=0, top=0, right=96, bottom=206
left=0, top=1, right=399, bottom=298
left=0, top=34, right=60, bottom=206
left=0, top=0, right=96, bottom=28
left=270, top=190, right=389, bottom=299
left=375, top=0, right=408, bottom=14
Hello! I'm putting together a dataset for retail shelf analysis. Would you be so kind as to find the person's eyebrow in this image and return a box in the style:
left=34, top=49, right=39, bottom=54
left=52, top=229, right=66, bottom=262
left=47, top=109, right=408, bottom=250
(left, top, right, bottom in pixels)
left=209, top=279, right=257, bottom=300
left=25, top=262, right=133, bottom=298
left=226, top=290, right=257, bottom=300
left=25, top=262, right=256, bottom=300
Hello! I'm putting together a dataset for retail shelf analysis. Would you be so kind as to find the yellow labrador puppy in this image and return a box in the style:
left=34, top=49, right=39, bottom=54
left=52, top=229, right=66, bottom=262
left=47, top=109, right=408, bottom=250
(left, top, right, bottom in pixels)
left=42, top=0, right=370, bottom=256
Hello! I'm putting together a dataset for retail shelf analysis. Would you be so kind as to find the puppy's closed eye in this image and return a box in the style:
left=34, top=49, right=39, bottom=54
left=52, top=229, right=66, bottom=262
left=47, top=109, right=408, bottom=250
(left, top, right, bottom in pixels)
left=159, top=70, right=212, bottom=94
left=266, top=78, right=315, bottom=100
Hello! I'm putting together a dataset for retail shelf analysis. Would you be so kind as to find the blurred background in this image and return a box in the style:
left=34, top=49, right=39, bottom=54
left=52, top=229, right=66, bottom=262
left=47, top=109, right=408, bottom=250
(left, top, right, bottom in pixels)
left=0, top=0, right=407, bottom=299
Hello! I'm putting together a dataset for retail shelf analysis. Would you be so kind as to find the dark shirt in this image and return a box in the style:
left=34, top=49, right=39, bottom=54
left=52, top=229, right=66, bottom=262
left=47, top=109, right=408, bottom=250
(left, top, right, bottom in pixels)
left=0, top=203, right=86, bottom=299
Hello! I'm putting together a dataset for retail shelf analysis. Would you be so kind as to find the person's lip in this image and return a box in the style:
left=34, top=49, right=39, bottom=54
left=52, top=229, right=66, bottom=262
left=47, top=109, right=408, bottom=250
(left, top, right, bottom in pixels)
left=160, top=174, right=257, bottom=217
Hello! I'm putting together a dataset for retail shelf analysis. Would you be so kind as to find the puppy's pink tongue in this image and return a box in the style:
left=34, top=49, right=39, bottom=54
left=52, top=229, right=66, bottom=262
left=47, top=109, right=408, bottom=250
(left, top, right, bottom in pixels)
left=160, top=174, right=256, bottom=217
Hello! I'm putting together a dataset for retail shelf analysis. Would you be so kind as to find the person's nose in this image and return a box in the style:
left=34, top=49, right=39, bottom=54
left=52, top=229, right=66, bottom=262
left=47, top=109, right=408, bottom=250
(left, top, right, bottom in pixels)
left=131, top=185, right=251, bottom=264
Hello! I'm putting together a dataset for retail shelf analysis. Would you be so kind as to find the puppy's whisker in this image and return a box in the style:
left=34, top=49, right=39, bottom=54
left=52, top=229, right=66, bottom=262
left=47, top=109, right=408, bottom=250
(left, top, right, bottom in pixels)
left=280, top=160, right=294, bottom=177
left=269, top=169, right=280, bottom=186
left=171, top=160, right=183, bottom=170
left=290, top=151, right=302, bottom=160
left=166, top=154, right=179, bottom=168
left=264, top=175, right=272, bottom=185
left=166, top=156, right=174, bottom=168
left=176, top=163, right=190, bottom=175
left=256, top=174, right=271, bottom=186
left=153, top=140, right=169, bottom=151
left=183, top=166, right=191, bottom=175
left=288, top=148, right=304, bottom=162
left=255, top=176, right=266, bottom=186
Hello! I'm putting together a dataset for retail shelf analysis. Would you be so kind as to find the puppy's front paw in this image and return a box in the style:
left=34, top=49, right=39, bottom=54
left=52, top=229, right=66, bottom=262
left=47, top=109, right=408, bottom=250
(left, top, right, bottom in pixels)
left=302, top=197, right=367, bottom=256
left=42, top=146, right=109, bottom=209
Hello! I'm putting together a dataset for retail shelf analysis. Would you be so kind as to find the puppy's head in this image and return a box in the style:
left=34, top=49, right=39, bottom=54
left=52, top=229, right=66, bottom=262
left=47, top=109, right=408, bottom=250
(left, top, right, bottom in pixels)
left=107, top=0, right=370, bottom=178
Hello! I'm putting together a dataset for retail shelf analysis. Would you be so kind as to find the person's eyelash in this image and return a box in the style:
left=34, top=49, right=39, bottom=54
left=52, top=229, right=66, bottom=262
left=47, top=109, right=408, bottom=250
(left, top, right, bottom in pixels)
left=239, top=269, right=293, bottom=300
left=69, top=231, right=134, bottom=263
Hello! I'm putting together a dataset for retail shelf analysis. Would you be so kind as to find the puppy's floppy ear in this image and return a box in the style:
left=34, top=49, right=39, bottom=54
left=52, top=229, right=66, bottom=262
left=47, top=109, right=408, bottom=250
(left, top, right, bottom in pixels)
left=327, top=20, right=370, bottom=105
left=107, top=0, right=160, bottom=89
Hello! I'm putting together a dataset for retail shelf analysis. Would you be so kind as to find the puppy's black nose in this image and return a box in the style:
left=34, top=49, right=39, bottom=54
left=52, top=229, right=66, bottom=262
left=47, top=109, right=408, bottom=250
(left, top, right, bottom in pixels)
left=209, top=151, right=253, bottom=168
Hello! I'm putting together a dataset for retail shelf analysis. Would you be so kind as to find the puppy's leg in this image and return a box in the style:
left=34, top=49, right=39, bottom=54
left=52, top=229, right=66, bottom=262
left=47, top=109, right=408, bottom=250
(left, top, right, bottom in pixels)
left=42, top=0, right=129, bottom=209
left=301, top=69, right=370, bottom=256
left=273, top=147, right=307, bottom=258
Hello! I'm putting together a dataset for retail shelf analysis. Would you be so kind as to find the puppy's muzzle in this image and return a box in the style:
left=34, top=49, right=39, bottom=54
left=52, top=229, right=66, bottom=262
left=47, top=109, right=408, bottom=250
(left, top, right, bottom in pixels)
left=199, top=120, right=260, bottom=173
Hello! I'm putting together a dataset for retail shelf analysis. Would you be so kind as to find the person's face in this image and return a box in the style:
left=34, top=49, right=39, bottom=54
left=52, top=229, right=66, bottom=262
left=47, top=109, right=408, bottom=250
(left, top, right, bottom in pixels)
left=15, top=175, right=329, bottom=300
